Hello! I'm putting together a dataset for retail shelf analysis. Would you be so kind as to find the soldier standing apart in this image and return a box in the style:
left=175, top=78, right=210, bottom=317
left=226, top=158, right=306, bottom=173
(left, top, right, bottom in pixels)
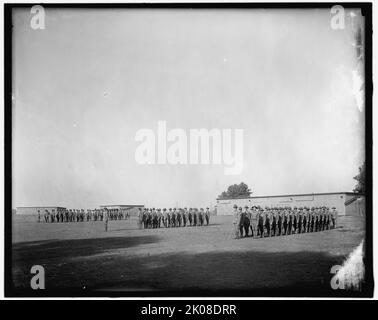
left=104, top=208, right=109, bottom=232
left=205, top=207, right=210, bottom=226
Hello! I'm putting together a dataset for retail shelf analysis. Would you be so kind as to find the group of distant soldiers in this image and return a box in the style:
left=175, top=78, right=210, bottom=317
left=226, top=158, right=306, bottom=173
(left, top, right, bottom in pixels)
left=38, top=208, right=130, bottom=223
left=138, top=207, right=211, bottom=229
left=233, top=205, right=338, bottom=239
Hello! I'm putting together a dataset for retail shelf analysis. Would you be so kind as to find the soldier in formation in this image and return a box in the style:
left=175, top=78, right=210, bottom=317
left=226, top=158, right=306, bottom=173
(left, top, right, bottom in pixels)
left=41, top=207, right=130, bottom=223
left=140, top=207, right=212, bottom=229
left=233, top=205, right=338, bottom=239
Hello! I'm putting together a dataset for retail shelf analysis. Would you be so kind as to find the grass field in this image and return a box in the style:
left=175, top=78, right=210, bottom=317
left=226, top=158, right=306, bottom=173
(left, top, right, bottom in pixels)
left=10, top=214, right=366, bottom=296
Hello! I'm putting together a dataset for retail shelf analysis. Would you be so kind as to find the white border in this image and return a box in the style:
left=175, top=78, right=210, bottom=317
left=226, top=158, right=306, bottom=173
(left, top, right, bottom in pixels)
left=0, top=0, right=375, bottom=300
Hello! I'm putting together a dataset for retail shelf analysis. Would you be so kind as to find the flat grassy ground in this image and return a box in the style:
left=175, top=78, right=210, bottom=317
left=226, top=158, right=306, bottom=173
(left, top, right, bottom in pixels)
left=11, top=214, right=366, bottom=296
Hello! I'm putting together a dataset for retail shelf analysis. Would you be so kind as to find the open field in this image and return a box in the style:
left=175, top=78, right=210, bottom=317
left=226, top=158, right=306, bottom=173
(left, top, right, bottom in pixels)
left=11, top=214, right=366, bottom=296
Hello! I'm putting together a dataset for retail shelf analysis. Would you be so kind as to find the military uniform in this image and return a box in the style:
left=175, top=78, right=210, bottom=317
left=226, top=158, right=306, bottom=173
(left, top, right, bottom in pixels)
left=177, top=209, right=182, bottom=227
left=193, top=209, right=197, bottom=226
left=188, top=208, right=193, bottom=226
left=331, top=207, right=337, bottom=229
left=271, top=210, right=277, bottom=236
left=283, top=210, right=288, bottom=235
left=257, top=209, right=265, bottom=238
left=250, top=207, right=258, bottom=237
left=232, top=205, right=241, bottom=239
left=205, top=208, right=210, bottom=225
left=182, top=208, right=187, bottom=227
left=104, top=209, right=109, bottom=231
left=293, top=208, right=298, bottom=234
left=277, top=209, right=283, bottom=236
left=198, top=209, right=204, bottom=226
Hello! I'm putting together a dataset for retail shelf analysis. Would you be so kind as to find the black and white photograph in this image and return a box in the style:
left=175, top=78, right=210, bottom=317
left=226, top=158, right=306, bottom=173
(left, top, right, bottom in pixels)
left=4, top=2, right=373, bottom=299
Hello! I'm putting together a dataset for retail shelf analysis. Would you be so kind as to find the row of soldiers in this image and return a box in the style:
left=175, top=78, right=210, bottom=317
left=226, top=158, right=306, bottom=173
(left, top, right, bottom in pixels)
left=233, top=205, right=338, bottom=239
left=138, top=207, right=211, bottom=229
left=38, top=208, right=130, bottom=223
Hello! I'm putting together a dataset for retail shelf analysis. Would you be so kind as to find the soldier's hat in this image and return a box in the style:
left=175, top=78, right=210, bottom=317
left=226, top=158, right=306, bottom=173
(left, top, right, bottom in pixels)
left=238, top=206, right=243, bottom=210
left=206, top=207, right=209, bottom=209
left=233, top=204, right=237, bottom=208
left=163, top=208, right=166, bottom=211
left=185, top=207, right=188, bottom=210
left=332, top=206, right=336, bottom=209
left=294, top=207, right=297, bottom=209
left=245, top=205, right=249, bottom=208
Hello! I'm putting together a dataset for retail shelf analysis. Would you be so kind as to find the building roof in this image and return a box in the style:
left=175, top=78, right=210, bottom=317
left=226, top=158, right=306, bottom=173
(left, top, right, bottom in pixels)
left=217, top=192, right=364, bottom=201
left=99, top=204, right=144, bottom=208
left=17, top=206, right=66, bottom=209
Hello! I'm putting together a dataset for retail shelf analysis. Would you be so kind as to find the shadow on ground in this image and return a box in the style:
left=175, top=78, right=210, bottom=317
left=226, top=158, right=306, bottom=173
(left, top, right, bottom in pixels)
left=11, top=245, right=367, bottom=297
left=12, top=235, right=160, bottom=262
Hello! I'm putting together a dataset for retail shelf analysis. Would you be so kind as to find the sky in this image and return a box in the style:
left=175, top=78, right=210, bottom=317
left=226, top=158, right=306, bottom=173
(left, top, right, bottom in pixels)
left=12, top=8, right=365, bottom=209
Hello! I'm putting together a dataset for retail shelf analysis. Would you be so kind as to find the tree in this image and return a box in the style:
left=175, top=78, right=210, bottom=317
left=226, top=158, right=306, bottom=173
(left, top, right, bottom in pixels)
left=353, top=162, right=365, bottom=194
left=218, top=182, right=252, bottom=199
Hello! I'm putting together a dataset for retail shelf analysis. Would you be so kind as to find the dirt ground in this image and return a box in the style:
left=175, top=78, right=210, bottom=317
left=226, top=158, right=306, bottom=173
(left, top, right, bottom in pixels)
left=11, top=214, right=366, bottom=296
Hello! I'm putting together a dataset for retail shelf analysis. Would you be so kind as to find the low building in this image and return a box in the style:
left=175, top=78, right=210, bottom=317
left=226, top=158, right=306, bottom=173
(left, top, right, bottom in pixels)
left=16, top=206, right=67, bottom=215
left=216, top=192, right=365, bottom=216
left=99, top=204, right=144, bottom=216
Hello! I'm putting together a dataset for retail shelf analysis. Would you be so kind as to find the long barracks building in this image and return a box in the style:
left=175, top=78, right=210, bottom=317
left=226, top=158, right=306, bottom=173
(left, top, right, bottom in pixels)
left=216, top=192, right=365, bottom=216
